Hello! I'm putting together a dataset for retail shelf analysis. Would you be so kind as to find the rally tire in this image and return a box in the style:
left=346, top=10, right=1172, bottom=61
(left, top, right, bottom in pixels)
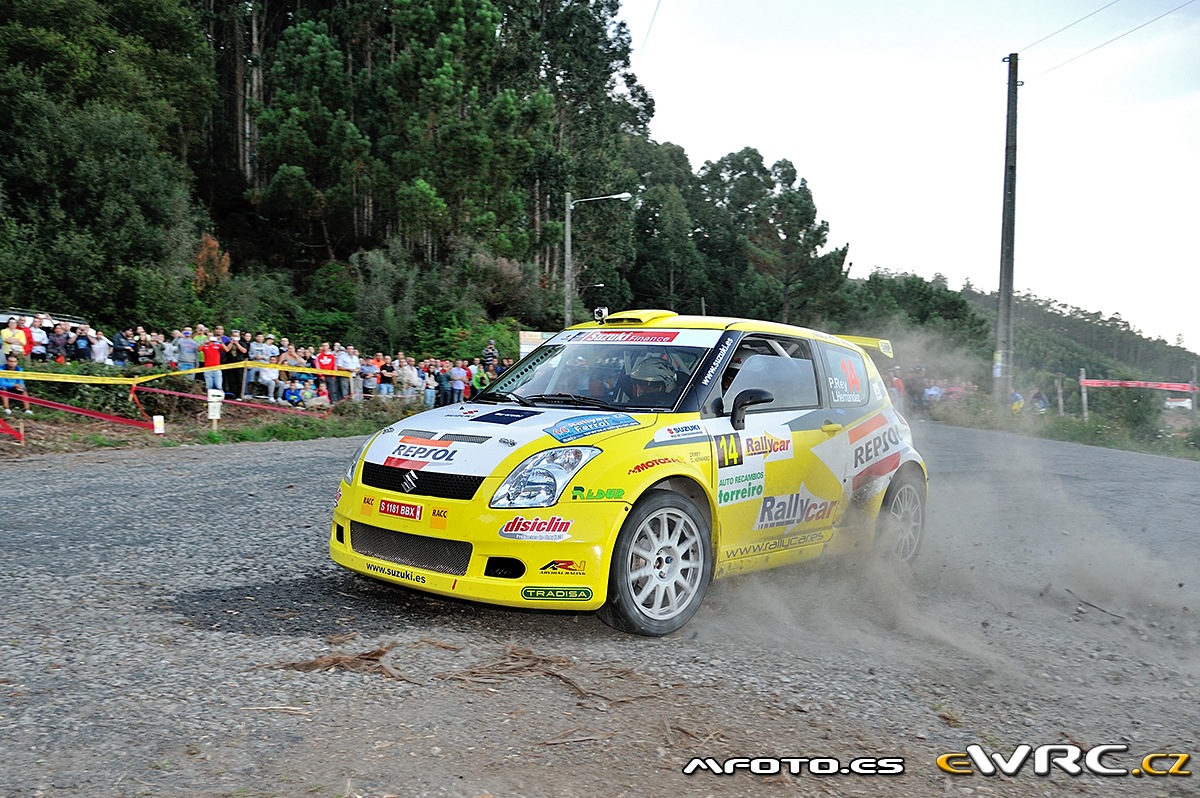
left=598, top=490, right=713, bottom=636
left=875, top=470, right=926, bottom=562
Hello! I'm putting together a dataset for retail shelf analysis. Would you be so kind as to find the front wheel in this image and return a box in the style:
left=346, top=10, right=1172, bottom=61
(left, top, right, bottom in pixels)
left=598, top=490, right=712, bottom=636
left=875, top=472, right=926, bottom=562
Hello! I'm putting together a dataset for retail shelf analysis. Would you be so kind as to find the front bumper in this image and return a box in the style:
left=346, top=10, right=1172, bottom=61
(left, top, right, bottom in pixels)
left=329, top=482, right=630, bottom=611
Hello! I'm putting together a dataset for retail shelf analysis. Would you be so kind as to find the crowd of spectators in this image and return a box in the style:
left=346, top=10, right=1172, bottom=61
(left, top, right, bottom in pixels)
left=2, top=312, right=516, bottom=412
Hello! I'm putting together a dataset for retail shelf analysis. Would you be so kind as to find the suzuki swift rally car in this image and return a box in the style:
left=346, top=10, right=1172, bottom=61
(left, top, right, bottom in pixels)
left=331, top=310, right=926, bottom=636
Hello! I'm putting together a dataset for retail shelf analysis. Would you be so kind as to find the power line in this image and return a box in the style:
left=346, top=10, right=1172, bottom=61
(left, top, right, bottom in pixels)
left=1020, top=0, right=1123, bottom=52
left=1035, top=0, right=1198, bottom=77
left=641, top=0, right=663, bottom=53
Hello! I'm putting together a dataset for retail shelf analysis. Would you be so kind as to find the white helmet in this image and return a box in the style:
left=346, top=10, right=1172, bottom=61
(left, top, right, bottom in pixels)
left=630, top=357, right=677, bottom=393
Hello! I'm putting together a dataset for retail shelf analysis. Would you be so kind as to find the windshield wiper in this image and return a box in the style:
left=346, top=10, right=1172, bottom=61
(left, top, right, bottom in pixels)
left=474, top=391, right=537, bottom=408
left=524, top=393, right=622, bottom=411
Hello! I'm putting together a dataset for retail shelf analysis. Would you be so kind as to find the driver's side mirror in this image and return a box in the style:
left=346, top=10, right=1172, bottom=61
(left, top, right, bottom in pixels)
left=730, top=388, right=773, bottom=430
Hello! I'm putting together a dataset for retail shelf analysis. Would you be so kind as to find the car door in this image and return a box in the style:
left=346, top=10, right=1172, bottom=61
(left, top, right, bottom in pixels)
left=700, top=334, right=843, bottom=569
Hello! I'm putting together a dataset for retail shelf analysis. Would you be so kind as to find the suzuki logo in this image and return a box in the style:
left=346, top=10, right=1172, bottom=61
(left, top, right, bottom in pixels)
left=401, top=471, right=418, bottom=493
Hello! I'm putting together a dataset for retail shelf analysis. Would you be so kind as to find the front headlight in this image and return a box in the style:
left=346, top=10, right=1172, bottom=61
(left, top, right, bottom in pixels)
left=490, top=447, right=601, bottom=508
left=344, top=436, right=375, bottom=484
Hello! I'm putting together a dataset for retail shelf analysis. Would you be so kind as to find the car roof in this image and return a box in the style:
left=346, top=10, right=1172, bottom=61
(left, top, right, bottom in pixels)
left=572, top=308, right=840, bottom=343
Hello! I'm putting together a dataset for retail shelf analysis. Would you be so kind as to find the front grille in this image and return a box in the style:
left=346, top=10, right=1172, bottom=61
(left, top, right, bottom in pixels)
left=361, top=461, right=485, bottom=500
left=350, top=520, right=472, bottom=576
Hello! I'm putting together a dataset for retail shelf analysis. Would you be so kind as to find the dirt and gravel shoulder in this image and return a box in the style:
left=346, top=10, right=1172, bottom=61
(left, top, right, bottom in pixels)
left=1, top=427, right=1197, bottom=797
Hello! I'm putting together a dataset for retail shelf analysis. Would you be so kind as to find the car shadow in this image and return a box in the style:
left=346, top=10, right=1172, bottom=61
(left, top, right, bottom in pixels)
left=158, top=570, right=605, bottom=642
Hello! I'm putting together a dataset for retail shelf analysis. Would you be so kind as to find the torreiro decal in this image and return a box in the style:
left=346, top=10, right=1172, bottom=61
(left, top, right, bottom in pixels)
left=383, top=435, right=457, bottom=469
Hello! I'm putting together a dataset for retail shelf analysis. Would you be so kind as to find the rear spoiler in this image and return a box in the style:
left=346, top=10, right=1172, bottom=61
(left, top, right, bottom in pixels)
left=835, top=335, right=894, bottom=358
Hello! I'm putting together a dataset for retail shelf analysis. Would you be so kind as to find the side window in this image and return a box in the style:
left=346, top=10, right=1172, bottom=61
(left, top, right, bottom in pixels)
left=720, top=336, right=820, bottom=413
left=820, top=343, right=869, bottom=407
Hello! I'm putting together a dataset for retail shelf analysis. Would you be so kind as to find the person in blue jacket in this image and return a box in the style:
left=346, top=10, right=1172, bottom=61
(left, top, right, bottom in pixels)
left=0, top=353, right=34, bottom=415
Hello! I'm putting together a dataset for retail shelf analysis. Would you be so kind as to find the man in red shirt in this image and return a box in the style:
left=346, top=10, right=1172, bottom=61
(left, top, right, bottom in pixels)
left=314, top=342, right=337, bottom=391
left=200, top=335, right=226, bottom=393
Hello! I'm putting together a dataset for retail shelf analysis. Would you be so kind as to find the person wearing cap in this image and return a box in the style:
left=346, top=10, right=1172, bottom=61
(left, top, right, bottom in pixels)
left=481, top=339, right=499, bottom=370
left=176, top=327, right=199, bottom=374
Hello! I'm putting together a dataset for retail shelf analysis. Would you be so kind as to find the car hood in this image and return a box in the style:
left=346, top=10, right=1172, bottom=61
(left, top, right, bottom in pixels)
left=361, top=403, right=649, bottom=478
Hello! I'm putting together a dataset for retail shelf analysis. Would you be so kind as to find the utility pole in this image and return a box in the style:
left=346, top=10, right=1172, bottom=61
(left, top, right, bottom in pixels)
left=564, top=191, right=573, bottom=328
left=993, top=53, right=1021, bottom=406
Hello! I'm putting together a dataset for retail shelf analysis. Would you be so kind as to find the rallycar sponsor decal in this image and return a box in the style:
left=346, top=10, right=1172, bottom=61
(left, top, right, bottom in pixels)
left=521, top=586, right=593, bottom=601
left=544, top=413, right=639, bottom=443
left=383, top=435, right=458, bottom=469
left=628, top=457, right=683, bottom=475
left=717, top=469, right=765, bottom=505
left=379, top=499, right=422, bottom=521
left=755, top=487, right=838, bottom=530
left=571, top=486, right=626, bottom=500
left=499, top=516, right=573, bottom=541
left=429, top=506, right=448, bottom=529
left=471, top=408, right=543, bottom=425
left=539, top=560, right=586, bottom=575
left=742, top=431, right=792, bottom=460
left=724, top=530, right=830, bottom=559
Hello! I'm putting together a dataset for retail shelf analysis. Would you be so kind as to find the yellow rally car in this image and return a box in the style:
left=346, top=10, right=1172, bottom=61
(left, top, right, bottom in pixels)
left=331, top=309, right=926, bottom=636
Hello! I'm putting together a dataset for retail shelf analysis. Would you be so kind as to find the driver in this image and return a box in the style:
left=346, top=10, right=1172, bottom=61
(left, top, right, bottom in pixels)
left=628, top=357, right=677, bottom=399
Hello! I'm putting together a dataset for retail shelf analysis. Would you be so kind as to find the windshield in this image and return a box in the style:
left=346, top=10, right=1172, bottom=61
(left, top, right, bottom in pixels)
left=483, top=329, right=722, bottom=411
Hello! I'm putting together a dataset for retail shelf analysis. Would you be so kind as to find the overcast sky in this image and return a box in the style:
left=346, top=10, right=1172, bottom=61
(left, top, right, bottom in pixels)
left=618, top=0, right=1200, bottom=356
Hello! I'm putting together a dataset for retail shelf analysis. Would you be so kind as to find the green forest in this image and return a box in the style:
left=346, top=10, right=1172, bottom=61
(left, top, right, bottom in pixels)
left=2, top=0, right=1196, bottom=388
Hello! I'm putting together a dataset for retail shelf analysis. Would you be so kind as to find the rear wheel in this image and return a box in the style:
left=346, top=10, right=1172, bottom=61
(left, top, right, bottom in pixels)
left=875, top=472, right=925, bottom=561
left=598, top=490, right=712, bottom=636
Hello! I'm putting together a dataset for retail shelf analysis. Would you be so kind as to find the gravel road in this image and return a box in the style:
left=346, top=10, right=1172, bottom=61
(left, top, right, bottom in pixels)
left=1, top=424, right=1197, bottom=798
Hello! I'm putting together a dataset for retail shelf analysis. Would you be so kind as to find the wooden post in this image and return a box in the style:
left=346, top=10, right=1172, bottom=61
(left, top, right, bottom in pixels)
left=1055, top=375, right=1064, bottom=416
left=1192, top=362, right=1197, bottom=427
left=1079, top=368, right=1089, bottom=423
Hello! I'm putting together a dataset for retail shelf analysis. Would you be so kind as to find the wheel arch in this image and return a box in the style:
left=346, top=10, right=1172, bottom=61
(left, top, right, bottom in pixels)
left=645, top=474, right=714, bottom=533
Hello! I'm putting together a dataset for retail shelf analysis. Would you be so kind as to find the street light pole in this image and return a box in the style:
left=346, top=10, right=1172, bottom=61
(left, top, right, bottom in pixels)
left=564, top=191, right=632, bottom=327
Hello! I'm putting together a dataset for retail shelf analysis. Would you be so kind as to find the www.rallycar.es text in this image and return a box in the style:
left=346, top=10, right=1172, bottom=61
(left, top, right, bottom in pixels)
left=937, top=745, right=1191, bottom=777
left=683, top=756, right=904, bottom=776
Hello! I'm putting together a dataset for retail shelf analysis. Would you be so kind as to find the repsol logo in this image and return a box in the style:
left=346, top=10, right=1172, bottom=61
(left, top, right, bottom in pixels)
left=853, top=426, right=902, bottom=468
left=390, top=444, right=457, bottom=462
